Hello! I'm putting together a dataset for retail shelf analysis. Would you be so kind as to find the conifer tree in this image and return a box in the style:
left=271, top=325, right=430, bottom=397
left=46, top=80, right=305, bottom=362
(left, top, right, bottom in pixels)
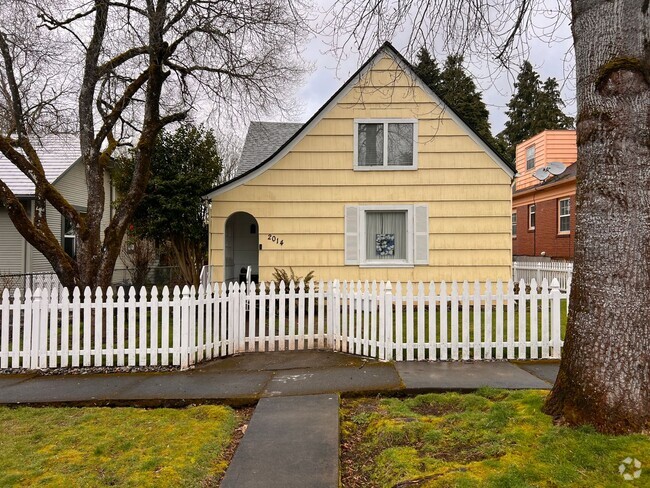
left=497, top=61, right=573, bottom=161
left=413, top=47, right=442, bottom=92
left=414, top=49, right=496, bottom=147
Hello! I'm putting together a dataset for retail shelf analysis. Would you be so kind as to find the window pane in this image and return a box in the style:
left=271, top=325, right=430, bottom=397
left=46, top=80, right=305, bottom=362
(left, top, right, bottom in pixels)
left=526, top=146, right=535, bottom=170
left=512, top=213, right=517, bottom=235
left=358, top=124, right=384, bottom=166
left=529, top=205, right=536, bottom=228
left=365, top=211, right=407, bottom=260
left=559, top=199, right=570, bottom=232
left=64, top=236, right=75, bottom=258
left=387, top=123, right=413, bottom=166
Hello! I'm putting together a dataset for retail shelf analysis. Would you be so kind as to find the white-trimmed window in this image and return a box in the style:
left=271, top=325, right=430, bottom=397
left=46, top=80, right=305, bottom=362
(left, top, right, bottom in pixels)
left=528, top=204, right=536, bottom=230
left=63, top=217, right=77, bottom=258
left=526, top=146, right=535, bottom=170
left=344, top=204, right=428, bottom=267
left=354, top=119, right=417, bottom=170
left=558, top=198, right=571, bottom=234
left=512, top=212, right=517, bottom=237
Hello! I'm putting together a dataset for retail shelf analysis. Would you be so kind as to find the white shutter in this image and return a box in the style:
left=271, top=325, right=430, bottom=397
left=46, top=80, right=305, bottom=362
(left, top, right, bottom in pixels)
left=344, top=205, right=360, bottom=265
left=414, top=204, right=429, bottom=265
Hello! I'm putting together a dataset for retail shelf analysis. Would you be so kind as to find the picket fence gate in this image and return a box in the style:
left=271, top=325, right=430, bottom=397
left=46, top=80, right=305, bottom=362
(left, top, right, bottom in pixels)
left=0, top=279, right=566, bottom=371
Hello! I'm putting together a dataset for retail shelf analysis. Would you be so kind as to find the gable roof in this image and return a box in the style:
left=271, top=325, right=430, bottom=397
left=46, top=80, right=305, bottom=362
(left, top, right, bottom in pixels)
left=237, top=122, right=303, bottom=175
left=0, top=136, right=82, bottom=197
left=207, top=42, right=515, bottom=198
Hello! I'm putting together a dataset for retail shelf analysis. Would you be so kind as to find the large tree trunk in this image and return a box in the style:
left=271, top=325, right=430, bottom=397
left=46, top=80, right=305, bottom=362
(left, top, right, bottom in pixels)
left=543, top=0, right=650, bottom=434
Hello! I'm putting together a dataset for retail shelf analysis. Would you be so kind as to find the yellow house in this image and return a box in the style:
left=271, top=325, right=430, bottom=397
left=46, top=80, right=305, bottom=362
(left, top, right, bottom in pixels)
left=206, top=43, right=515, bottom=284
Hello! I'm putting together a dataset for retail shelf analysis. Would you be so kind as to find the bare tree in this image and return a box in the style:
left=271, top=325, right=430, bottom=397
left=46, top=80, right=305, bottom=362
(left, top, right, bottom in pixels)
left=326, top=0, right=649, bottom=433
left=0, top=0, right=309, bottom=290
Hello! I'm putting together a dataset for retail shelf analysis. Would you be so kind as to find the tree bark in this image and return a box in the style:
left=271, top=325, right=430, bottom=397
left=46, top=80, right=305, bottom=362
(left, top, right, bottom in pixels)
left=543, top=0, right=650, bottom=434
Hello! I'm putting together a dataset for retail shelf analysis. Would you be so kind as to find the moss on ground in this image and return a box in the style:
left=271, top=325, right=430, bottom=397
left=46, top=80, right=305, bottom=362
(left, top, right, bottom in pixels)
left=341, top=389, right=649, bottom=487
left=0, top=405, right=241, bottom=487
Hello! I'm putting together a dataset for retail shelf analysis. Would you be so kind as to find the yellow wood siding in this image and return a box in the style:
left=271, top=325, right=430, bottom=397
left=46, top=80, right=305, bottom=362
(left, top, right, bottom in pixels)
left=209, top=54, right=513, bottom=283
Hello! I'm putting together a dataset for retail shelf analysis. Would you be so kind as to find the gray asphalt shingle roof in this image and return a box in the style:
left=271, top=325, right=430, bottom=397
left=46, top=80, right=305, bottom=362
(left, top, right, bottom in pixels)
left=0, top=136, right=81, bottom=197
left=237, top=122, right=303, bottom=175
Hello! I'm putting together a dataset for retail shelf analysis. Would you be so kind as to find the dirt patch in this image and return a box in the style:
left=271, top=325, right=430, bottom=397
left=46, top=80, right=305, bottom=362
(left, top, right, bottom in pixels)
left=203, top=406, right=254, bottom=487
left=341, top=400, right=381, bottom=488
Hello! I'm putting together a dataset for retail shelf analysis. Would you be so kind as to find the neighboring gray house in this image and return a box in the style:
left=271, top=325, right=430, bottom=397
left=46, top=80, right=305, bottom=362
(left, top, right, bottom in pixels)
left=0, top=137, right=120, bottom=278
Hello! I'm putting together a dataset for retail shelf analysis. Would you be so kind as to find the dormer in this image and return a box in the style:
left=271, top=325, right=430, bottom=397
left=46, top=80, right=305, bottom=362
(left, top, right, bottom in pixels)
left=515, top=130, right=576, bottom=191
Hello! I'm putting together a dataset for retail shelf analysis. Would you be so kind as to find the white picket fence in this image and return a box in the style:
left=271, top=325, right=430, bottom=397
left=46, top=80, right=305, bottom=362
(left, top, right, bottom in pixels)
left=513, top=261, right=573, bottom=292
left=0, top=279, right=566, bottom=371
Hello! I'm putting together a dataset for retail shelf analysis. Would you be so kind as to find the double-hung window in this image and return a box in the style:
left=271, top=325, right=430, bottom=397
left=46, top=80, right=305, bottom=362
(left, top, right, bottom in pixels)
left=355, top=120, right=417, bottom=169
left=558, top=198, right=571, bottom=234
left=528, top=204, right=536, bottom=230
left=512, top=212, right=517, bottom=237
left=63, top=217, right=77, bottom=258
left=526, top=146, right=535, bottom=170
left=63, top=212, right=86, bottom=259
left=344, top=204, right=429, bottom=267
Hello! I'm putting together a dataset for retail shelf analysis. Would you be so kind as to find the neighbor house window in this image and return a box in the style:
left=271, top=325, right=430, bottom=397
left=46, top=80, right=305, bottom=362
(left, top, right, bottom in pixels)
left=355, top=120, right=417, bottom=169
left=512, top=212, right=517, bottom=237
left=558, top=198, right=571, bottom=233
left=526, top=146, right=535, bottom=170
left=63, top=212, right=86, bottom=259
left=528, top=204, right=536, bottom=230
left=63, top=217, right=77, bottom=258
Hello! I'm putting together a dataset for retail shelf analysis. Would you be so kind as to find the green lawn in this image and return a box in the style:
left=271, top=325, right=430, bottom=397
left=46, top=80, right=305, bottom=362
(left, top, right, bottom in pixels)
left=0, top=405, right=241, bottom=487
left=341, top=390, right=649, bottom=487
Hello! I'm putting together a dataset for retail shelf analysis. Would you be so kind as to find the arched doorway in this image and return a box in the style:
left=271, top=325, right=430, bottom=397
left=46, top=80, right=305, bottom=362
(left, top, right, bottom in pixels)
left=224, top=212, right=259, bottom=283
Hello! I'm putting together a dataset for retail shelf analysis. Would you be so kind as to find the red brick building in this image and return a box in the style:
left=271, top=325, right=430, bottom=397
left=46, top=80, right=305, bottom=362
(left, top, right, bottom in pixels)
left=512, top=130, right=576, bottom=259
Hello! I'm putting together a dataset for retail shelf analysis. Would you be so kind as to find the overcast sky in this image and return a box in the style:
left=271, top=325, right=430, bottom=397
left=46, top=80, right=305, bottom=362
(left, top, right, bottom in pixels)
left=286, top=9, right=576, bottom=135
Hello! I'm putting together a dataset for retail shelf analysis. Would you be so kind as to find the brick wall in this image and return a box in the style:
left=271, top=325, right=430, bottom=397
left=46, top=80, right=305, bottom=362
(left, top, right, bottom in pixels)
left=512, top=195, right=575, bottom=259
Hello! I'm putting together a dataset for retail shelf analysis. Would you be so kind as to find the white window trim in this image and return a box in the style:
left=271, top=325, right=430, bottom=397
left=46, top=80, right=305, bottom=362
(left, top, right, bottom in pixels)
left=359, top=205, right=414, bottom=267
left=512, top=212, right=517, bottom=237
left=528, top=204, right=536, bottom=230
left=558, top=198, right=571, bottom=234
left=353, top=119, right=418, bottom=171
left=526, top=145, right=535, bottom=170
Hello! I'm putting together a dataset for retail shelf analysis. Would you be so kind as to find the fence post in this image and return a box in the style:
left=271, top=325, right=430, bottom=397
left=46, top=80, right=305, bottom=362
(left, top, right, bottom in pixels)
left=550, top=278, right=562, bottom=358
left=512, top=261, right=518, bottom=282
left=31, top=288, right=41, bottom=369
left=384, top=281, right=393, bottom=361
left=536, top=262, right=542, bottom=285
left=180, top=285, right=191, bottom=370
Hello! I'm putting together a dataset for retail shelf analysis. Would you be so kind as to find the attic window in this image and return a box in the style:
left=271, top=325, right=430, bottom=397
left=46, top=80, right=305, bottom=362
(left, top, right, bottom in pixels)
left=526, top=146, right=536, bottom=170
left=355, top=119, right=417, bottom=170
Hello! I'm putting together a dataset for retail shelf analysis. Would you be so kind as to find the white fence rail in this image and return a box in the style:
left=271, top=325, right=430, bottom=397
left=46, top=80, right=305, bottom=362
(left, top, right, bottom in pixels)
left=513, top=261, right=573, bottom=292
left=0, top=279, right=566, bottom=370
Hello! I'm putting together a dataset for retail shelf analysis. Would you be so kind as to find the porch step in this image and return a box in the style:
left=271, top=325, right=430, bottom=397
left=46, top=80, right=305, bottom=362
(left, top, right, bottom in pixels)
left=221, top=393, right=340, bottom=488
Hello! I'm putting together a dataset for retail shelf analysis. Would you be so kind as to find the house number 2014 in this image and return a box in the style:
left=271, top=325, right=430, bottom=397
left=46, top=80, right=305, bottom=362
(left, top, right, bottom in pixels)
left=267, top=234, right=284, bottom=246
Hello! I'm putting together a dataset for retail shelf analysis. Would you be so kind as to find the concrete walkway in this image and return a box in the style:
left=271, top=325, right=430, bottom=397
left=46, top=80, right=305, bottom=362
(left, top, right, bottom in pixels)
left=0, top=351, right=558, bottom=406
left=220, top=394, right=339, bottom=488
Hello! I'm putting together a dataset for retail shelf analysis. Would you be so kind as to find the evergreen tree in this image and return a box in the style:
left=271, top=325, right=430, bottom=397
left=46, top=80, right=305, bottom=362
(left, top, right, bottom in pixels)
left=538, top=78, right=574, bottom=130
left=413, top=47, right=442, bottom=92
left=439, top=54, right=493, bottom=144
left=498, top=61, right=574, bottom=161
left=414, top=48, right=497, bottom=148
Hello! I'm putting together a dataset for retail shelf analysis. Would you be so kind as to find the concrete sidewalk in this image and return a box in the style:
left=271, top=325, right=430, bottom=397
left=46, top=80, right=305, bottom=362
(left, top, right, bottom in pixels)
left=0, top=351, right=558, bottom=406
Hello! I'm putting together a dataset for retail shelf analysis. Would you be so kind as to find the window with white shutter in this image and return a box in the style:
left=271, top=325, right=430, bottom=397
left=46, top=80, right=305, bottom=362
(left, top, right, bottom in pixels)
left=345, top=204, right=429, bottom=267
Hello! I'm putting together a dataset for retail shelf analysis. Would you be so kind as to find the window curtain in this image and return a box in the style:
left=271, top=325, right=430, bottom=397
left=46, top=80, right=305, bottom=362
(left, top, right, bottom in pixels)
left=365, top=211, right=407, bottom=260
left=358, top=123, right=384, bottom=165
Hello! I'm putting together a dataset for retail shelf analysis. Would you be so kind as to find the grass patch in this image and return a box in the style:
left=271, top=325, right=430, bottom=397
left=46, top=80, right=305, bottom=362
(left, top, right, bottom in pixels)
left=341, top=390, right=649, bottom=487
left=0, top=405, right=245, bottom=487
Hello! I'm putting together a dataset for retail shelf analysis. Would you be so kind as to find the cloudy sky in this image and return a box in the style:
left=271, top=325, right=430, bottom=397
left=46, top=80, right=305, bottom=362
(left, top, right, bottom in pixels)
left=286, top=5, right=576, bottom=135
